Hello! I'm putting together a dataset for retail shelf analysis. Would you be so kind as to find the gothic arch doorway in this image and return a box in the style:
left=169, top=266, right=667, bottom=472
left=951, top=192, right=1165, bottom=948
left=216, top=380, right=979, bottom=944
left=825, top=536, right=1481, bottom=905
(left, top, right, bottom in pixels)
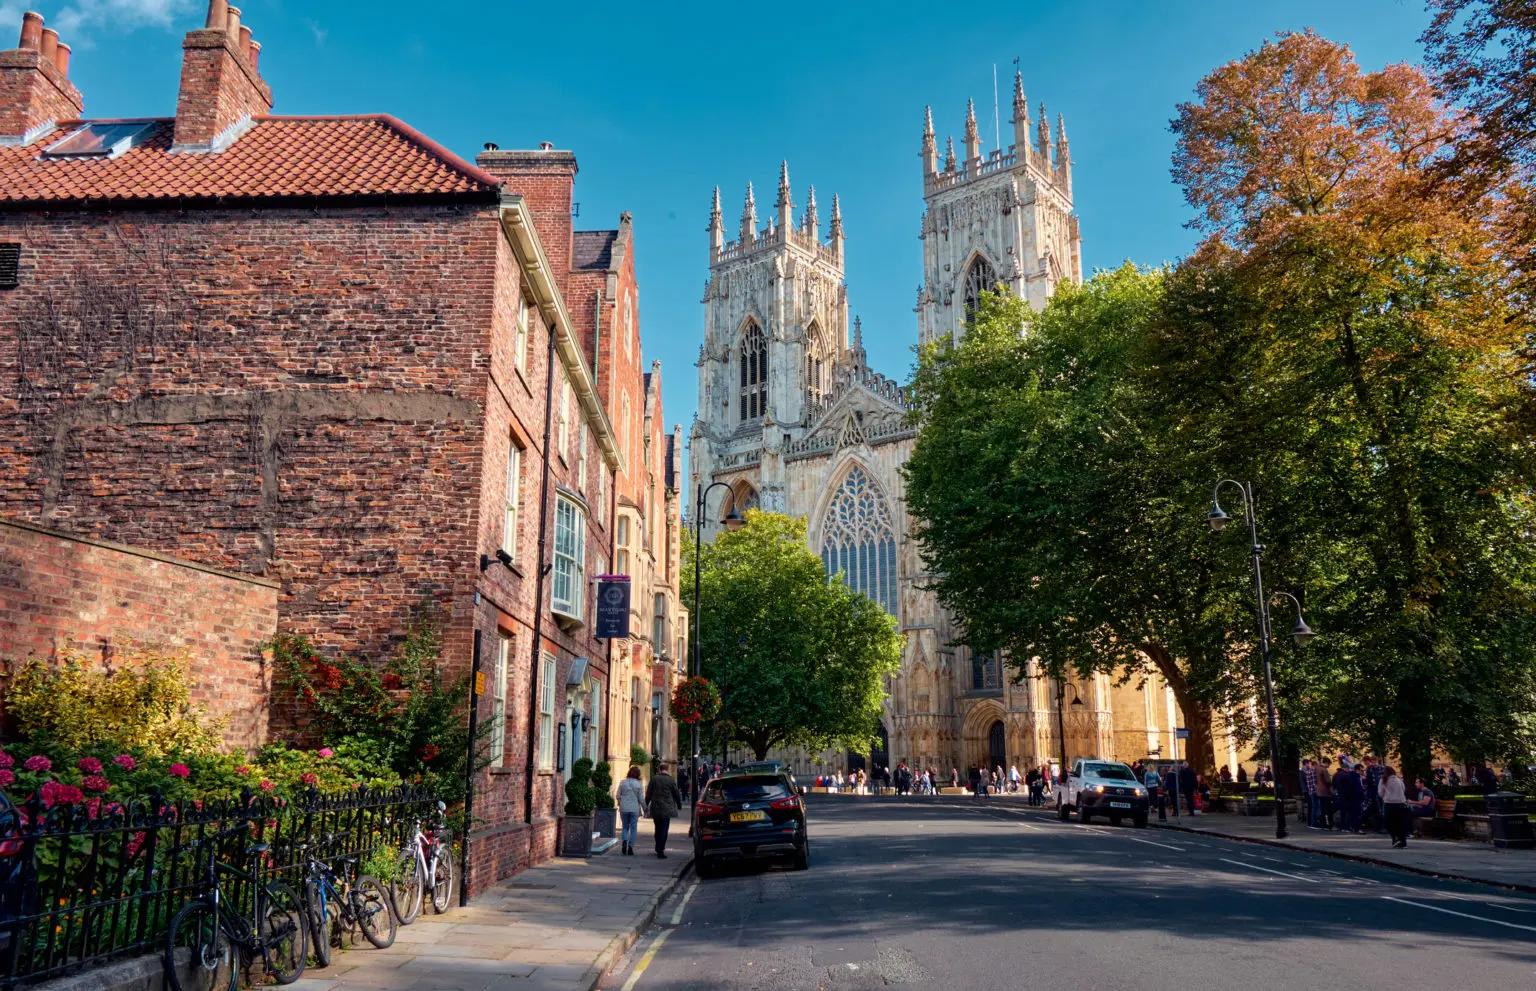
left=847, top=723, right=890, bottom=775
left=988, top=720, right=1006, bottom=770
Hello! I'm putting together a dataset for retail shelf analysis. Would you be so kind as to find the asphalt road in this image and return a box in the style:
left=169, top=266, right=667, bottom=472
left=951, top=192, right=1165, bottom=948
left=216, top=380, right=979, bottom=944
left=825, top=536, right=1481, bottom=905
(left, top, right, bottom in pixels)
left=603, top=795, right=1536, bottom=991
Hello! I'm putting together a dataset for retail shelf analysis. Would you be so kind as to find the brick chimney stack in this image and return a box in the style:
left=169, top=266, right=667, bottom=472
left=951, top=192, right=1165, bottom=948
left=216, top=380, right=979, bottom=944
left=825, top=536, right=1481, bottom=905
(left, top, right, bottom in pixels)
left=172, top=0, right=272, bottom=153
left=476, top=144, right=579, bottom=277
left=0, top=11, right=83, bottom=143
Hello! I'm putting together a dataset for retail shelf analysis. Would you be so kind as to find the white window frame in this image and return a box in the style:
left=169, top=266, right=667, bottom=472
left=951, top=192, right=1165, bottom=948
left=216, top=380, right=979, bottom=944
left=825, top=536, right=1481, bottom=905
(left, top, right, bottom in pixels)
left=590, top=677, right=603, bottom=762
left=623, top=293, right=633, bottom=358
left=558, top=380, right=571, bottom=461
left=538, top=652, right=556, bottom=770
left=502, top=438, right=522, bottom=559
left=515, top=295, right=530, bottom=373
left=578, top=422, right=589, bottom=494
left=490, top=632, right=512, bottom=765
left=552, top=495, right=586, bottom=621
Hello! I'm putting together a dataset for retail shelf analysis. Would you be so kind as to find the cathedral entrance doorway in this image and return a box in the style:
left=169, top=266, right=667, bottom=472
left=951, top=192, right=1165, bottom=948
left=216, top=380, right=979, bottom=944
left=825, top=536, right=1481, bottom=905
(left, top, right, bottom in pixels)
left=988, top=720, right=1006, bottom=771
left=847, top=724, right=890, bottom=776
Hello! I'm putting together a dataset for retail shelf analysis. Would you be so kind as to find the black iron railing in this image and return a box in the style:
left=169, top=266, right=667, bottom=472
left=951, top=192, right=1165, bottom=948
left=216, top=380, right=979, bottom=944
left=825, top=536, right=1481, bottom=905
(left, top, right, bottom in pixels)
left=0, top=785, right=439, bottom=989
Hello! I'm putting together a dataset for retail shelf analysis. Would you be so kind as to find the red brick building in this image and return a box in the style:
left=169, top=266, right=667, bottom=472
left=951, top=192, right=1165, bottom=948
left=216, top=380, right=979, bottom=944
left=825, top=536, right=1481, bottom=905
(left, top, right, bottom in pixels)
left=0, top=4, right=628, bottom=891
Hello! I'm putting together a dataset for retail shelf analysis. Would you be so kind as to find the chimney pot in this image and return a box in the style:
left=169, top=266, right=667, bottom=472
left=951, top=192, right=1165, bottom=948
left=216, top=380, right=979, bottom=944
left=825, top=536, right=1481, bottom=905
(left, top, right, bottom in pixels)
left=225, top=5, right=241, bottom=38
left=38, top=27, right=56, bottom=62
left=248, top=40, right=260, bottom=72
left=484, top=142, right=498, bottom=151
left=53, top=41, right=69, bottom=75
left=539, top=141, right=553, bottom=151
left=19, top=11, right=43, bottom=51
left=238, top=25, right=251, bottom=58
left=204, top=0, right=229, bottom=29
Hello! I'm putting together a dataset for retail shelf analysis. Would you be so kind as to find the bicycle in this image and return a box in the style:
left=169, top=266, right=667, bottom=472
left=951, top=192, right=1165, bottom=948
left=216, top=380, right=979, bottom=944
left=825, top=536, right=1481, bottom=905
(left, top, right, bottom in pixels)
left=390, top=800, right=454, bottom=924
left=300, top=834, right=395, bottom=967
left=163, top=822, right=307, bottom=991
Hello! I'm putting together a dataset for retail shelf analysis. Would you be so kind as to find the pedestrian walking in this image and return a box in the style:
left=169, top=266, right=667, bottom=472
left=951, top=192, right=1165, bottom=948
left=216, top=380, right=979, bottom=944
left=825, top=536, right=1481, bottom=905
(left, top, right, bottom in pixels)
left=617, top=765, right=645, bottom=856
left=1333, top=761, right=1362, bottom=832
left=1364, top=756, right=1385, bottom=832
left=1009, top=764, right=1021, bottom=794
left=1379, top=765, right=1409, bottom=848
left=644, top=761, right=684, bottom=859
left=1314, top=758, right=1335, bottom=830
left=1143, top=764, right=1165, bottom=821
left=1301, top=759, right=1319, bottom=827
left=1177, top=761, right=1198, bottom=817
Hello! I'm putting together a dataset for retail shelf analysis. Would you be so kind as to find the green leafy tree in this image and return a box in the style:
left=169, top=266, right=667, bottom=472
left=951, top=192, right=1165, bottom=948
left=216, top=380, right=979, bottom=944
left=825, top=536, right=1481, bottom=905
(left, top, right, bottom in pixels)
left=689, top=510, right=901, bottom=760
left=904, top=270, right=1251, bottom=775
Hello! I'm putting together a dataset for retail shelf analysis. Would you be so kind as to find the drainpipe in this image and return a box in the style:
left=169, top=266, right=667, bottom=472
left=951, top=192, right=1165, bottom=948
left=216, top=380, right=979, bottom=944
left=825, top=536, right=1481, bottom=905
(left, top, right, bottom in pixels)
left=459, top=630, right=481, bottom=906
left=524, top=317, right=559, bottom=825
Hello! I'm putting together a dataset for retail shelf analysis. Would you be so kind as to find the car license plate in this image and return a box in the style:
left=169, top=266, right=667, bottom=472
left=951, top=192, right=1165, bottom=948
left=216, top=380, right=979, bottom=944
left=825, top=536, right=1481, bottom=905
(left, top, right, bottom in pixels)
left=730, top=810, right=767, bottom=822
left=1110, top=801, right=1132, bottom=809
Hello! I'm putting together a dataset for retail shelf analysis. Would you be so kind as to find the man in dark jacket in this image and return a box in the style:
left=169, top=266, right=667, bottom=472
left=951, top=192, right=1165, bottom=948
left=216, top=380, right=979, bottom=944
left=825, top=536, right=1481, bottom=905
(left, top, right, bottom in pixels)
left=1334, top=762, right=1363, bottom=832
left=1177, top=762, right=1198, bottom=816
left=644, top=762, right=685, bottom=859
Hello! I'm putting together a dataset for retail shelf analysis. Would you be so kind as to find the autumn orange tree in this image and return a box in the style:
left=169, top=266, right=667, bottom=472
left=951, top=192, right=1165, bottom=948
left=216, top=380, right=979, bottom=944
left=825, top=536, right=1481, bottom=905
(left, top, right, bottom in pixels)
left=1155, top=30, right=1536, bottom=773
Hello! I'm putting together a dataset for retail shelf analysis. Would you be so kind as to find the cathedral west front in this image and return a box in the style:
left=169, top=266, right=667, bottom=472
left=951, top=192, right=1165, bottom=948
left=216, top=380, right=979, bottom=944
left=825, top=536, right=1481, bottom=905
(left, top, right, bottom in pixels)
left=689, top=75, right=1240, bottom=779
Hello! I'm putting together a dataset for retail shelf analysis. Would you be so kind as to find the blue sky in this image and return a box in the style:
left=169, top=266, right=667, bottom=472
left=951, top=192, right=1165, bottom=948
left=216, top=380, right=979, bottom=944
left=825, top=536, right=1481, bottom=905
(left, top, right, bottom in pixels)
left=11, top=0, right=1431, bottom=449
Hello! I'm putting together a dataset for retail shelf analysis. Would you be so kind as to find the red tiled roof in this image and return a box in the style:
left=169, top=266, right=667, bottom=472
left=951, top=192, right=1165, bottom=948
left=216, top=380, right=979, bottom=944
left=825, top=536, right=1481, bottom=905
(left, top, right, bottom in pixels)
left=0, top=114, right=504, bottom=205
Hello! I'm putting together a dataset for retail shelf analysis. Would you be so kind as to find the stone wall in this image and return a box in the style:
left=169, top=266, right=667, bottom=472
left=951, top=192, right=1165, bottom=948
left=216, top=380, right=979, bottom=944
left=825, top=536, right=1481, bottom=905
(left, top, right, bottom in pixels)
left=0, top=516, right=279, bottom=749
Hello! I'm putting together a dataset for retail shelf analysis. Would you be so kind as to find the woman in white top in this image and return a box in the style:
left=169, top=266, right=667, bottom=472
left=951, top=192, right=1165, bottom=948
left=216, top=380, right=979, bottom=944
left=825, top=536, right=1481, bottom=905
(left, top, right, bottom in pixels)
left=617, top=765, right=646, bottom=856
left=1379, top=765, right=1409, bottom=849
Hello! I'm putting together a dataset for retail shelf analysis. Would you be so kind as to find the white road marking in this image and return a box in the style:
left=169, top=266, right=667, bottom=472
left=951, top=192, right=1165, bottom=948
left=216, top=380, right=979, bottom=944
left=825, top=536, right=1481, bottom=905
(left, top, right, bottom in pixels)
left=1383, top=896, right=1536, bottom=933
left=1219, top=858, right=1319, bottom=883
left=1124, top=836, right=1186, bottom=852
left=1017, top=822, right=1043, bottom=832
left=619, top=929, right=672, bottom=991
left=669, top=881, right=699, bottom=925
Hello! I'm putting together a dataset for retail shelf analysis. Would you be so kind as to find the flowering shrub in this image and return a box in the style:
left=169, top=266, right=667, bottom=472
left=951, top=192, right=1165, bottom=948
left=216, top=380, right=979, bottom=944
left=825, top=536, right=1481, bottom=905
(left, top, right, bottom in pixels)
left=670, top=677, right=722, bottom=725
left=269, top=609, right=476, bottom=804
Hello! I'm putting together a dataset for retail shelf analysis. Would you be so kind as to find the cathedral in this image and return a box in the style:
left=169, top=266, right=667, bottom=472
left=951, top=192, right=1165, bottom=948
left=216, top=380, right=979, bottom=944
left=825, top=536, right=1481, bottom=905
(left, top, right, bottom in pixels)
left=689, top=75, right=1241, bottom=778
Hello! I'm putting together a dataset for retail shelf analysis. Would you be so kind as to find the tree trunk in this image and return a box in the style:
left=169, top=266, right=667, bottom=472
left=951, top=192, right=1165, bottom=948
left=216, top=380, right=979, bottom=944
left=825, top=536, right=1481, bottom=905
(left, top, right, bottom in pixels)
left=1142, top=644, right=1218, bottom=779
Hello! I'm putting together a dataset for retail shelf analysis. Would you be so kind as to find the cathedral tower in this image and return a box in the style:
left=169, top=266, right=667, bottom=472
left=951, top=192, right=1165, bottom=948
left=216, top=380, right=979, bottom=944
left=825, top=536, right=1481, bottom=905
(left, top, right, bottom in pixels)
left=916, top=72, right=1083, bottom=344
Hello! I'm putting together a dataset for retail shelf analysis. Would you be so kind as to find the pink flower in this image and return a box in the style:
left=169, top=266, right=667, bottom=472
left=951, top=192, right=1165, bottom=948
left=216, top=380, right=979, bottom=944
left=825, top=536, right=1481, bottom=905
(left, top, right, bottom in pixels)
left=39, top=781, right=83, bottom=807
left=0, top=769, right=14, bottom=787
left=318, top=748, right=334, bottom=758
left=0, top=752, right=13, bottom=769
left=300, top=772, right=318, bottom=786
left=77, top=757, right=103, bottom=774
left=82, top=775, right=110, bottom=793
left=236, top=765, right=251, bottom=775
left=258, top=780, right=275, bottom=792
left=126, top=831, right=147, bottom=858
left=114, top=755, right=136, bottom=771
left=23, top=755, right=50, bottom=773
left=168, top=764, right=190, bottom=778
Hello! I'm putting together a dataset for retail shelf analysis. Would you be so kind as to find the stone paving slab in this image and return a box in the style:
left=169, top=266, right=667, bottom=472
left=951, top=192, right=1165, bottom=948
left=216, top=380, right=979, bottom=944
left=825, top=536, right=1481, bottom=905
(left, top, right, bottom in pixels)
left=1151, top=811, right=1536, bottom=890
left=297, top=815, right=691, bottom=991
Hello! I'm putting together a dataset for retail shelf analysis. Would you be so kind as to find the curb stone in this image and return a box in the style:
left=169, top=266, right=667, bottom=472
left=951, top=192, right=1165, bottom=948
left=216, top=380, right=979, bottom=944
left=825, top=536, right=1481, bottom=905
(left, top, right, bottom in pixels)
left=1151, top=819, right=1536, bottom=895
left=579, top=855, right=694, bottom=990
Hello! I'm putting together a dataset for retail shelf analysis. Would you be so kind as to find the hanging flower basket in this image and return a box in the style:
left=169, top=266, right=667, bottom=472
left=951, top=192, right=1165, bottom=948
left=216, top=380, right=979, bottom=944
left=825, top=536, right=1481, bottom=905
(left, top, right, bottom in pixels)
left=670, top=677, right=721, bottom=725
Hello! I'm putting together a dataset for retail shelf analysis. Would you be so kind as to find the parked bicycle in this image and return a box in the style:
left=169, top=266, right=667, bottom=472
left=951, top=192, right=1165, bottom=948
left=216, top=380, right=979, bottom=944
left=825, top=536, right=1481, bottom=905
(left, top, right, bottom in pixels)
left=163, top=822, right=307, bottom=991
left=299, top=834, right=394, bottom=967
left=390, top=800, right=454, bottom=924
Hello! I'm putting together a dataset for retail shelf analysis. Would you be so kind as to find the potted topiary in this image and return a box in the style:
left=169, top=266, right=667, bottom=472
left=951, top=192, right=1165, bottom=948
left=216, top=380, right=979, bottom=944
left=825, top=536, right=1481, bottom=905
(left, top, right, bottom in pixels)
left=591, top=761, right=617, bottom=838
left=561, top=757, right=596, bottom=857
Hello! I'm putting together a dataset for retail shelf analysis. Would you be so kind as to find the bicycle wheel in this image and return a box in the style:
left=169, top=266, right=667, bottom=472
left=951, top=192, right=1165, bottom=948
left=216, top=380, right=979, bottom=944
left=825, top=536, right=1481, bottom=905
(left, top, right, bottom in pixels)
left=304, top=879, right=334, bottom=969
left=260, top=880, right=308, bottom=984
left=430, top=844, right=454, bottom=914
left=391, top=848, right=423, bottom=925
left=165, top=899, right=237, bottom=991
left=352, top=874, right=397, bottom=949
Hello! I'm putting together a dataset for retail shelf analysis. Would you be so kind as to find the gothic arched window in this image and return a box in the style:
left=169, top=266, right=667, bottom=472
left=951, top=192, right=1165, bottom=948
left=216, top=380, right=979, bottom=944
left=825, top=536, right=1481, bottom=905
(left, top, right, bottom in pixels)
left=820, top=464, right=898, bottom=616
left=805, top=321, right=829, bottom=409
left=739, top=321, right=768, bottom=421
left=971, top=650, right=1001, bottom=691
left=963, top=255, right=1000, bottom=326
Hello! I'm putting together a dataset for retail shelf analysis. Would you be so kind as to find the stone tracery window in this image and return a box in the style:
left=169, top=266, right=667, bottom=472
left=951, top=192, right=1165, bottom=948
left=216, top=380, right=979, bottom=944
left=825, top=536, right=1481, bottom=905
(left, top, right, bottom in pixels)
left=962, top=255, right=1000, bottom=326
left=739, top=321, right=768, bottom=421
left=804, top=321, right=830, bottom=408
left=820, top=464, right=898, bottom=616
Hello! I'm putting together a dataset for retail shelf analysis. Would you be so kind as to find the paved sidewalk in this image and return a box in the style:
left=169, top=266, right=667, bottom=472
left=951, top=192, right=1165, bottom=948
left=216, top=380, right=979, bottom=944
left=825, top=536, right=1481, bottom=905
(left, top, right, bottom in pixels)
left=287, top=816, right=691, bottom=991
left=1152, top=811, right=1536, bottom=890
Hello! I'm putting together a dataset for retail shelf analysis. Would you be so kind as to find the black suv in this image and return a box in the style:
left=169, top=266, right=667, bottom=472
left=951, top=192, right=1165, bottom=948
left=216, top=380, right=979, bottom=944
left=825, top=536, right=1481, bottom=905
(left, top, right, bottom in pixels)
left=693, top=770, right=809, bottom=878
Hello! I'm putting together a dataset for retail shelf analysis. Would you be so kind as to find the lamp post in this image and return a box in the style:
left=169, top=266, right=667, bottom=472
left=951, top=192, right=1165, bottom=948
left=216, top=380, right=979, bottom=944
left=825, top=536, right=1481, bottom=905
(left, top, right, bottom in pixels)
left=1053, top=679, right=1083, bottom=783
left=690, top=480, right=744, bottom=821
left=1208, top=479, right=1317, bottom=840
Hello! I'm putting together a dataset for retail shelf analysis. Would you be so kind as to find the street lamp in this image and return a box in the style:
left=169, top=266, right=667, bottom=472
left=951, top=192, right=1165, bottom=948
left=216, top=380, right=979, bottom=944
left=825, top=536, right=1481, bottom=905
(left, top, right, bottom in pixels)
left=690, top=481, right=745, bottom=821
left=1054, top=680, right=1082, bottom=782
left=1208, top=479, right=1317, bottom=840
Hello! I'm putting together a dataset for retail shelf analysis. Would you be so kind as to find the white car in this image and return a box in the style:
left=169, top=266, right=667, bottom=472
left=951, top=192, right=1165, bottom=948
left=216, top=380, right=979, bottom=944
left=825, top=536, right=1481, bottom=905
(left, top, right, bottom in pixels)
left=1056, top=759, right=1150, bottom=827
